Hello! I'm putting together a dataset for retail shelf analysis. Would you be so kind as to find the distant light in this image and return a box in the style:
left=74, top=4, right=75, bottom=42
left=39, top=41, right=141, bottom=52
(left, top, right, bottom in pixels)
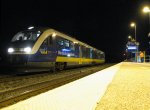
left=148, top=32, right=150, bottom=37
left=130, top=22, right=135, bottom=27
left=128, top=35, right=132, bottom=39
left=8, top=48, right=14, bottom=53
left=28, top=26, right=34, bottom=30
left=52, top=33, right=56, bottom=37
left=24, top=47, right=31, bottom=53
left=143, top=6, right=150, bottom=13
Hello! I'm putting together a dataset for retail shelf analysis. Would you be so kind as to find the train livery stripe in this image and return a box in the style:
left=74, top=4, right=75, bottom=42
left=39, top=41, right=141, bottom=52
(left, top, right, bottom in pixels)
left=31, top=29, right=104, bottom=54
left=56, top=56, right=105, bottom=64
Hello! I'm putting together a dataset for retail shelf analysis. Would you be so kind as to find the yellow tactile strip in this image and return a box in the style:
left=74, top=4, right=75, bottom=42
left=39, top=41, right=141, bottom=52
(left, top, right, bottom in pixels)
left=95, top=62, right=150, bottom=110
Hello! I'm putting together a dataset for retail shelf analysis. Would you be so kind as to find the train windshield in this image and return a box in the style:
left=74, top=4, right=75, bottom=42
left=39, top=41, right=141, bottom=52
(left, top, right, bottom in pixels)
left=11, top=30, right=41, bottom=42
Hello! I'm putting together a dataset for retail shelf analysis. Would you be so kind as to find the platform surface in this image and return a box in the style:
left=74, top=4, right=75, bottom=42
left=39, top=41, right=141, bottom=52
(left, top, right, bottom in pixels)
left=1, top=62, right=150, bottom=110
left=96, top=62, right=150, bottom=110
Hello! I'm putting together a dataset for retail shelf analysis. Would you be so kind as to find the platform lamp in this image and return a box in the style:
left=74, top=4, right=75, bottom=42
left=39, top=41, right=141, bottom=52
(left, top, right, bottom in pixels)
left=130, top=22, right=138, bottom=62
left=143, top=6, right=150, bottom=37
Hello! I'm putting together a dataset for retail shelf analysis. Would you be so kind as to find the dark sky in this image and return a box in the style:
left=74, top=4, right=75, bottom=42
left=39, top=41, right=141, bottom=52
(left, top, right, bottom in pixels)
left=1, top=0, right=150, bottom=62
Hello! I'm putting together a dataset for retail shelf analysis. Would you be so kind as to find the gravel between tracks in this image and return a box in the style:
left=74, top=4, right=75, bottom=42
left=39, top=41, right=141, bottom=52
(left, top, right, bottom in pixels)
left=0, top=66, right=104, bottom=93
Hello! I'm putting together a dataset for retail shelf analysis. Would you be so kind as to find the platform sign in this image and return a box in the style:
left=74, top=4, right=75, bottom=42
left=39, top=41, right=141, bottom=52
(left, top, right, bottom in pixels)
left=127, top=46, right=138, bottom=53
left=127, top=46, right=137, bottom=50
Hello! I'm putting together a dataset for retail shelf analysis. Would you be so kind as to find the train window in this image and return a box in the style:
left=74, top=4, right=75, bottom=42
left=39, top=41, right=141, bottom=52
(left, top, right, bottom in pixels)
left=100, top=53, right=105, bottom=59
left=92, top=50, right=96, bottom=59
left=81, top=46, right=86, bottom=58
left=48, top=36, right=53, bottom=45
left=58, top=39, right=64, bottom=46
left=57, top=38, right=73, bottom=50
left=90, top=49, right=93, bottom=58
left=11, top=30, right=41, bottom=42
left=86, top=48, right=90, bottom=58
left=70, top=41, right=75, bottom=51
left=97, top=52, right=100, bottom=59
left=64, top=40, right=69, bottom=48
left=57, top=37, right=64, bottom=50
left=74, top=44, right=79, bottom=57
left=42, top=38, right=48, bottom=46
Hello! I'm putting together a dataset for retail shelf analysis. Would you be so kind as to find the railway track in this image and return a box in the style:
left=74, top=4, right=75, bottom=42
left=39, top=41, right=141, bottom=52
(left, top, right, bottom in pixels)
left=0, top=63, right=115, bottom=108
left=0, top=66, right=103, bottom=93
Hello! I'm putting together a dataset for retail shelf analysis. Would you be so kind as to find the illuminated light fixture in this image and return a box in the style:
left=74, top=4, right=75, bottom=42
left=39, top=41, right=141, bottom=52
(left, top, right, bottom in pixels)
left=73, top=41, right=78, bottom=44
left=62, top=49, right=71, bottom=52
left=28, top=26, right=34, bottom=30
left=8, top=48, right=14, bottom=53
left=52, top=33, right=56, bottom=37
left=24, top=47, right=31, bottom=53
left=148, top=32, right=150, bottom=37
left=143, top=6, right=150, bottom=13
left=67, top=54, right=71, bottom=57
left=37, top=34, right=40, bottom=37
left=128, top=35, right=132, bottom=39
left=130, top=22, right=135, bottom=27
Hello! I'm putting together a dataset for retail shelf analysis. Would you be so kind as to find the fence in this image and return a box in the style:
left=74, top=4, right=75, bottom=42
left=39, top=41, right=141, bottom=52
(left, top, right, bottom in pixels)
left=145, top=55, right=150, bottom=62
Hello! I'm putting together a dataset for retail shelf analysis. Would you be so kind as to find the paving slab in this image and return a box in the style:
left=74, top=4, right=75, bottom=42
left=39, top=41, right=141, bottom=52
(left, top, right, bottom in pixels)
left=95, top=62, right=150, bottom=110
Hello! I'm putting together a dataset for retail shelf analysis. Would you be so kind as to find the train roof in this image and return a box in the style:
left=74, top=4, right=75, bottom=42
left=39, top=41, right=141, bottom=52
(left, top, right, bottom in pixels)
left=46, top=28, right=104, bottom=53
left=26, top=27, right=104, bottom=54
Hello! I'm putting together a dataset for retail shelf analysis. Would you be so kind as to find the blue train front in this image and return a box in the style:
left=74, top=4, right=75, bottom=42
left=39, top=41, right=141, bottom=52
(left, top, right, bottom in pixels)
left=7, top=27, right=105, bottom=71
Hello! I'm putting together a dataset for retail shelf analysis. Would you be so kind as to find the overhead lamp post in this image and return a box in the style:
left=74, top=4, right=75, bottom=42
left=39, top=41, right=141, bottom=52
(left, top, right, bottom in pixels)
left=130, top=22, right=137, bottom=41
left=143, top=6, right=150, bottom=17
left=130, top=22, right=139, bottom=62
left=143, top=6, right=150, bottom=37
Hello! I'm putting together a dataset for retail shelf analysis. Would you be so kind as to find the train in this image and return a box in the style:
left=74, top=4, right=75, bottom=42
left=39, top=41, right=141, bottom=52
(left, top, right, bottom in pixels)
left=7, top=27, right=105, bottom=71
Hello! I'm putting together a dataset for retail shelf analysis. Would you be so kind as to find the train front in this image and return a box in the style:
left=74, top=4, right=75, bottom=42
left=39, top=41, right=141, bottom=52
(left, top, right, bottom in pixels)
left=7, top=27, right=42, bottom=68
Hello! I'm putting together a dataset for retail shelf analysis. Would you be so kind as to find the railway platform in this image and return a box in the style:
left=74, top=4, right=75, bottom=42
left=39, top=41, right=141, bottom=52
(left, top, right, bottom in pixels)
left=1, top=62, right=150, bottom=110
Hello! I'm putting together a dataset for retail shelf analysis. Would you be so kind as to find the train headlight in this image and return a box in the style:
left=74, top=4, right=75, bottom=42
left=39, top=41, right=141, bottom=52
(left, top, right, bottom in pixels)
left=8, top=48, right=14, bottom=53
left=24, top=47, right=31, bottom=53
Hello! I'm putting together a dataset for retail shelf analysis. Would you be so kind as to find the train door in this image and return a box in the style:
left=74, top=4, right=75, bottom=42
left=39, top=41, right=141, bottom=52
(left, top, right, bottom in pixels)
left=47, top=35, right=57, bottom=61
left=90, top=48, right=93, bottom=59
left=74, top=43, right=79, bottom=58
left=39, top=35, right=57, bottom=62
left=28, top=35, right=56, bottom=67
left=79, top=45, right=82, bottom=58
left=79, top=45, right=82, bottom=64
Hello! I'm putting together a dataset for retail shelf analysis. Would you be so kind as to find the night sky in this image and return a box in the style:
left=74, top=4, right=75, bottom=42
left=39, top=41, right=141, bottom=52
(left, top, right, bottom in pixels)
left=1, top=0, right=150, bottom=62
